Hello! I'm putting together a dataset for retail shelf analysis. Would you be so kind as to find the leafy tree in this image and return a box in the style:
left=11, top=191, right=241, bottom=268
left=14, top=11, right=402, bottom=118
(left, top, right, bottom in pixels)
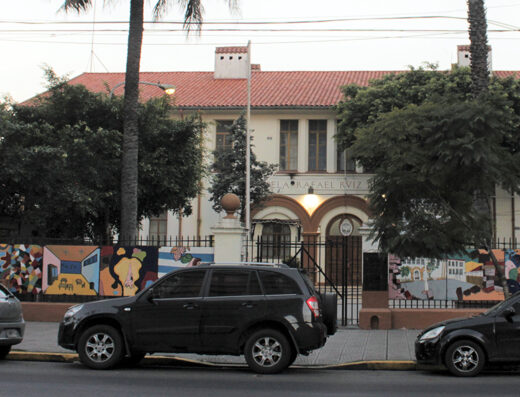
left=209, top=114, right=276, bottom=223
left=335, top=67, right=520, bottom=264
left=61, top=0, right=237, bottom=240
left=400, top=266, right=410, bottom=279
left=1, top=69, right=205, bottom=241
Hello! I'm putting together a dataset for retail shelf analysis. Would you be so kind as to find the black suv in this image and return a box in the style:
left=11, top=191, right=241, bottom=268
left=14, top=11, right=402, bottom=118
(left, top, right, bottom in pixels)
left=58, top=263, right=336, bottom=374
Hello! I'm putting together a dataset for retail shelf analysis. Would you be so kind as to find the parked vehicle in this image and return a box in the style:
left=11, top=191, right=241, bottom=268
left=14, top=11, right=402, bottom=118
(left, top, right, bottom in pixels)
left=415, top=291, right=520, bottom=376
left=0, top=283, right=25, bottom=359
left=58, top=263, right=336, bottom=374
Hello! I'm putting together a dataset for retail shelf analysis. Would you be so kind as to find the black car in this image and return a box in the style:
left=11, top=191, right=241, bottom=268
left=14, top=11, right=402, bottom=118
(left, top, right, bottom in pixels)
left=58, top=263, right=336, bottom=374
left=415, top=291, right=520, bottom=376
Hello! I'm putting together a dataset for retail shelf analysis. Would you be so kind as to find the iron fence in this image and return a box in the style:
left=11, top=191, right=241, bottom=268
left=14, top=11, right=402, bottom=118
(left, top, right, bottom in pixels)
left=1, top=235, right=214, bottom=247
left=389, top=299, right=500, bottom=309
left=244, top=235, right=362, bottom=326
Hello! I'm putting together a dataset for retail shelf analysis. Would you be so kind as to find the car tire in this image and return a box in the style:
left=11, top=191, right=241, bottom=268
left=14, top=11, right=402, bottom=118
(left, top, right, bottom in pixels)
left=244, top=329, right=292, bottom=374
left=0, top=345, right=11, bottom=359
left=445, top=339, right=485, bottom=377
left=320, top=293, right=338, bottom=335
left=77, top=325, right=124, bottom=370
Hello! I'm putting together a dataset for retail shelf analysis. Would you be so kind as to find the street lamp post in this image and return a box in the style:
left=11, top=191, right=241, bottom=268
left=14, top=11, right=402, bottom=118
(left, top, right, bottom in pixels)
left=109, top=81, right=176, bottom=98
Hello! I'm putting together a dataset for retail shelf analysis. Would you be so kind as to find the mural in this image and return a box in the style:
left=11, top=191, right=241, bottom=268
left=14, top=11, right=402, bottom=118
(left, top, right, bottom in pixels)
left=158, top=246, right=214, bottom=277
left=3, top=243, right=214, bottom=297
left=43, top=246, right=100, bottom=296
left=105, top=246, right=158, bottom=297
left=389, top=249, right=520, bottom=301
left=0, top=244, right=43, bottom=294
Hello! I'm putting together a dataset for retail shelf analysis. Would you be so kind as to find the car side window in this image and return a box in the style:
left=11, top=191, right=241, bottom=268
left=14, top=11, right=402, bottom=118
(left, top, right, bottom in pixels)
left=209, top=270, right=261, bottom=296
left=259, top=271, right=301, bottom=295
left=155, top=270, right=206, bottom=299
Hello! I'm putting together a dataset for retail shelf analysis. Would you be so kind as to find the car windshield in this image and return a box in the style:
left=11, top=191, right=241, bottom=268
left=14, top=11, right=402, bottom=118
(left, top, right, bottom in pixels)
left=484, top=297, right=514, bottom=316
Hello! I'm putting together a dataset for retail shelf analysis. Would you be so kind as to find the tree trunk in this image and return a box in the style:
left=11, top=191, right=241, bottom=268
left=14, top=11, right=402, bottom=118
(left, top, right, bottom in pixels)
left=467, top=0, right=489, bottom=97
left=120, top=0, right=144, bottom=242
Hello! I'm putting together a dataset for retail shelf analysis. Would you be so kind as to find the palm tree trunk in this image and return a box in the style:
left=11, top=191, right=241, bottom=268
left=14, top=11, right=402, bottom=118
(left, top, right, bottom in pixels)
left=467, top=0, right=489, bottom=97
left=120, top=0, right=144, bottom=241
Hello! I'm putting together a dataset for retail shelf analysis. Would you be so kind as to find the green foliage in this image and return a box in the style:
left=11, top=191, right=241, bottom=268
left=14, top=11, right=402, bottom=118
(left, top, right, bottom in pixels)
left=336, top=66, right=520, bottom=258
left=0, top=69, right=205, bottom=240
left=209, top=114, right=277, bottom=222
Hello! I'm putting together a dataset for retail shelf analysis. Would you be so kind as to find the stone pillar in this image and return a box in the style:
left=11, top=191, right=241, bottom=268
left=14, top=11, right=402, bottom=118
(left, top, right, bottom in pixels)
left=211, top=193, right=247, bottom=263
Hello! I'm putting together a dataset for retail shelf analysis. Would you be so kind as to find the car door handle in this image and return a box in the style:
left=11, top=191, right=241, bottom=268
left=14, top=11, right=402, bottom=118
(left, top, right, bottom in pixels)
left=183, top=303, right=199, bottom=310
left=241, top=302, right=256, bottom=309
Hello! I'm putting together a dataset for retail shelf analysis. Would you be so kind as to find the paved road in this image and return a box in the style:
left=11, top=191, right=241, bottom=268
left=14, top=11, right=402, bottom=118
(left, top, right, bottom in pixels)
left=2, top=361, right=520, bottom=397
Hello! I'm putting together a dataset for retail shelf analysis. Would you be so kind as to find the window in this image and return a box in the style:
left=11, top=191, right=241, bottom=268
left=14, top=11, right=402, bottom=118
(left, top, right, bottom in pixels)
left=308, top=120, right=327, bottom=171
left=337, top=147, right=356, bottom=172
left=209, top=270, right=261, bottom=296
left=261, top=223, right=291, bottom=260
left=216, top=120, right=234, bottom=152
left=279, top=120, right=298, bottom=170
left=149, top=211, right=167, bottom=241
left=155, top=270, right=206, bottom=298
left=259, top=271, right=301, bottom=295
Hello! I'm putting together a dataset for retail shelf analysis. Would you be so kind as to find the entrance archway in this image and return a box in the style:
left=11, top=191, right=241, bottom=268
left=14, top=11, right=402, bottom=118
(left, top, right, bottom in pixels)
left=325, top=214, right=362, bottom=286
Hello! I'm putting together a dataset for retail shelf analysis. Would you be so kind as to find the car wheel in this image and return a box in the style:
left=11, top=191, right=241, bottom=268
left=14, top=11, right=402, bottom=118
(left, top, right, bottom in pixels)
left=445, top=340, right=485, bottom=377
left=77, top=325, right=124, bottom=370
left=0, top=345, right=11, bottom=359
left=320, top=293, right=338, bottom=335
left=244, top=329, right=292, bottom=374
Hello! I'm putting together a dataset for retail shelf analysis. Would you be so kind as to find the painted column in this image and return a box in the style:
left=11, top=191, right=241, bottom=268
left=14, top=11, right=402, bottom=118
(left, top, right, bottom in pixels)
left=298, top=118, right=308, bottom=173
left=326, top=119, right=336, bottom=173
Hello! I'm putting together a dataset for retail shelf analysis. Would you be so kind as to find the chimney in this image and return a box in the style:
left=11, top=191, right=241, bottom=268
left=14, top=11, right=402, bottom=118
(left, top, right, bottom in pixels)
left=456, top=44, right=492, bottom=71
left=214, top=46, right=249, bottom=79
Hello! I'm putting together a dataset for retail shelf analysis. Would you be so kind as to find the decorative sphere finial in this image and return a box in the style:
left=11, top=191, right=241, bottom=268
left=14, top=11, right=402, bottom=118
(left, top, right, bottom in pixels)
left=221, top=193, right=241, bottom=219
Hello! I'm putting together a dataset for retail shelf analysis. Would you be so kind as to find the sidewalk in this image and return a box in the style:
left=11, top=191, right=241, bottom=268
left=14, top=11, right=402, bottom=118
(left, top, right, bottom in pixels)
left=10, top=322, right=420, bottom=369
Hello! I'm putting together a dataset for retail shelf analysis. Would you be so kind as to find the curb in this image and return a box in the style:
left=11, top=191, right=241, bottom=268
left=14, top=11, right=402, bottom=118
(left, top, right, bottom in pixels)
left=7, top=351, right=417, bottom=370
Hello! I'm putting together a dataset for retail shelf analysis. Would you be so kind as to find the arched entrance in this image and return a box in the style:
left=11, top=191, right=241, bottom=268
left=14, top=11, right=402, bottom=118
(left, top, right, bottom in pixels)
left=325, top=214, right=362, bottom=286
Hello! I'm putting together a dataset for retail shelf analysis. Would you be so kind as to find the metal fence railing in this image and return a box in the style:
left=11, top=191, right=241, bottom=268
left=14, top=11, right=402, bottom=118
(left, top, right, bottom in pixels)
left=1, top=235, right=214, bottom=247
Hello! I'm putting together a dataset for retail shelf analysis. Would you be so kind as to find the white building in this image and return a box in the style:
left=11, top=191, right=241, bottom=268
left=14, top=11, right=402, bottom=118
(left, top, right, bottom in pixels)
left=67, top=45, right=520, bottom=271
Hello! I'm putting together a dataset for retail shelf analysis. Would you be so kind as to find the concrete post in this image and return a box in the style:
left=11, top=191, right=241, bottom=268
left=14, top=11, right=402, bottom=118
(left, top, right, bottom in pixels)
left=210, top=193, right=247, bottom=263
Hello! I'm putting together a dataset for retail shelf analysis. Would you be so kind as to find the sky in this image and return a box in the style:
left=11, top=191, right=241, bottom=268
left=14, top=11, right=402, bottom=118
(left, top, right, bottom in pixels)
left=1, top=0, right=520, bottom=102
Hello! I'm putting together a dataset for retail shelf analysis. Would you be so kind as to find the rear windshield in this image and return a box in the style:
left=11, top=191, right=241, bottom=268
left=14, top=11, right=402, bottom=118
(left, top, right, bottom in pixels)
left=299, top=271, right=316, bottom=295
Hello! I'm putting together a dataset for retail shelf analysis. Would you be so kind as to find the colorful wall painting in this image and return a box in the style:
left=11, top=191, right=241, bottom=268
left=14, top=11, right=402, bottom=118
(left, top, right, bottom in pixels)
left=43, top=246, right=100, bottom=296
left=389, top=249, right=520, bottom=301
left=0, top=244, right=43, bottom=294
left=2, top=243, right=214, bottom=297
left=105, top=246, right=159, bottom=297
left=158, top=246, right=214, bottom=277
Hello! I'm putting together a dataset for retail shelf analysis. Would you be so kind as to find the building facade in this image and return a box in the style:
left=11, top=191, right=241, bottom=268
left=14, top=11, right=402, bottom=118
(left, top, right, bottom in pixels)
left=67, top=45, right=520, bottom=268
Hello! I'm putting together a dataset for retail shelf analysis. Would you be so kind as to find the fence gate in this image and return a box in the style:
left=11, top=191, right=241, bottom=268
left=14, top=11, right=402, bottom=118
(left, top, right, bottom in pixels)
left=252, top=236, right=362, bottom=326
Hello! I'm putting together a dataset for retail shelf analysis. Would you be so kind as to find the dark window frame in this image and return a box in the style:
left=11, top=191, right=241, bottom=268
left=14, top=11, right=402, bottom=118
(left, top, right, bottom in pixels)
left=279, top=120, right=298, bottom=171
left=308, top=120, right=327, bottom=171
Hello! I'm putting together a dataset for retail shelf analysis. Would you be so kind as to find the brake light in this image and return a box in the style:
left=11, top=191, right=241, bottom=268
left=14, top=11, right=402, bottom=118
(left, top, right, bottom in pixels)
left=306, top=296, right=321, bottom=318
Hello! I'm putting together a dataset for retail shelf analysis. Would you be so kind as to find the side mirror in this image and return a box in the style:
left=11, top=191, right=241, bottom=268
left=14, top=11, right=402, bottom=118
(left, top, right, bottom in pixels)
left=146, top=288, right=157, bottom=304
left=502, top=306, right=516, bottom=320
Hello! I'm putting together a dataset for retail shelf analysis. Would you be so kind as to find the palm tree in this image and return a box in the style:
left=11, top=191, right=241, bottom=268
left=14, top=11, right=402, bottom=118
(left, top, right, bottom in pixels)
left=467, top=0, right=489, bottom=97
left=467, top=0, right=510, bottom=298
left=61, top=1, right=235, bottom=242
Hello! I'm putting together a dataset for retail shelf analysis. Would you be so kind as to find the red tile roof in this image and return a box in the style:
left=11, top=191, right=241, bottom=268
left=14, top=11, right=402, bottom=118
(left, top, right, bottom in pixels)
left=67, top=70, right=402, bottom=109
